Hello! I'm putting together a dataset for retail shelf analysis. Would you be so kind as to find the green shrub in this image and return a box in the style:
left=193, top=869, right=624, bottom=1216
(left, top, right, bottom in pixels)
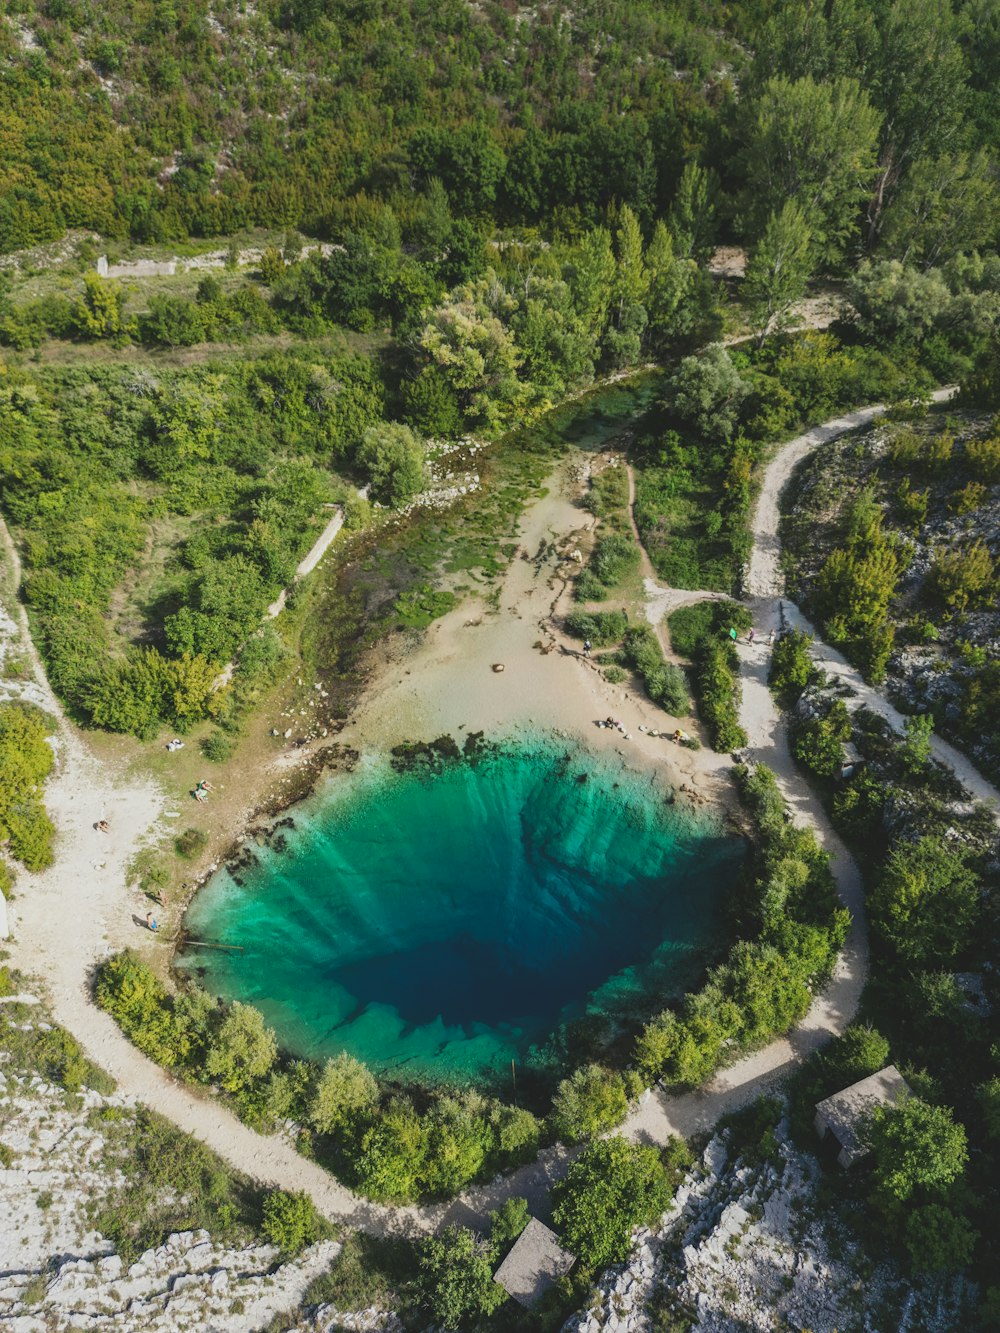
left=695, top=640, right=747, bottom=752
left=551, top=1136, right=672, bottom=1270
left=590, top=532, right=641, bottom=587
left=791, top=700, right=851, bottom=779
left=574, top=569, right=606, bottom=601
left=0, top=703, right=55, bottom=870
left=201, top=731, right=235, bottom=763
left=174, top=827, right=208, bottom=860
left=551, top=1064, right=629, bottom=1143
left=620, top=626, right=690, bottom=714
left=564, top=609, right=628, bottom=646
left=668, top=600, right=752, bottom=659
left=769, top=629, right=813, bottom=700
left=261, top=1189, right=326, bottom=1256
left=95, top=952, right=186, bottom=1068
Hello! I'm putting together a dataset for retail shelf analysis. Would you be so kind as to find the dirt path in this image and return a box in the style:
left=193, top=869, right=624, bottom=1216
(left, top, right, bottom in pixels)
left=5, top=384, right=995, bottom=1244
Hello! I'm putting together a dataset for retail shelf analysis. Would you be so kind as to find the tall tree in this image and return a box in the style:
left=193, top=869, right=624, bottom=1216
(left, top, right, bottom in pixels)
left=742, top=74, right=882, bottom=264
left=743, top=200, right=815, bottom=346
left=863, top=0, right=970, bottom=247
left=880, top=151, right=999, bottom=268
left=669, top=163, right=718, bottom=263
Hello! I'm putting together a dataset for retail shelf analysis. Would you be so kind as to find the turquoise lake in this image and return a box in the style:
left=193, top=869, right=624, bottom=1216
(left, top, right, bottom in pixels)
left=179, top=735, right=743, bottom=1085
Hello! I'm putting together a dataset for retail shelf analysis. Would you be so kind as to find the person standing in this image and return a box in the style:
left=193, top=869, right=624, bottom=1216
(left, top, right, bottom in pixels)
left=748, top=626, right=756, bottom=644
left=583, top=640, right=592, bottom=657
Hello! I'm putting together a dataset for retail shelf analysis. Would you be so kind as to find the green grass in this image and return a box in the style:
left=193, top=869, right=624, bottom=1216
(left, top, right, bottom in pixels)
left=633, top=470, right=739, bottom=593
left=90, top=1105, right=263, bottom=1265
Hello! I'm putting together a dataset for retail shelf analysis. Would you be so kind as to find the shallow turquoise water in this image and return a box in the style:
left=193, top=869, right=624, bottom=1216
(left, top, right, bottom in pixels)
left=179, top=736, right=742, bottom=1085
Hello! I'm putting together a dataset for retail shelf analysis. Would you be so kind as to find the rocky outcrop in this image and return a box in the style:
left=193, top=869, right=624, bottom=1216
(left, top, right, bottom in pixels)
left=565, top=1117, right=973, bottom=1333
left=0, top=1060, right=394, bottom=1332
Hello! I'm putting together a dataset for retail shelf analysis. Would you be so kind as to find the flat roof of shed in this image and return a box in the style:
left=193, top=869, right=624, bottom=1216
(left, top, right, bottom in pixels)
left=494, top=1218, right=575, bottom=1309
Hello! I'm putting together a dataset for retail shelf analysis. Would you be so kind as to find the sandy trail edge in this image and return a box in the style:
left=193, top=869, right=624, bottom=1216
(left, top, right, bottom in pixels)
left=6, top=384, right=993, bottom=1240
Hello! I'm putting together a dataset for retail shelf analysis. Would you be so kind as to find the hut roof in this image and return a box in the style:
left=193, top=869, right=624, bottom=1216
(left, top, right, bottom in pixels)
left=493, top=1218, right=575, bottom=1309
left=815, top=1064, right=910, bottom=1164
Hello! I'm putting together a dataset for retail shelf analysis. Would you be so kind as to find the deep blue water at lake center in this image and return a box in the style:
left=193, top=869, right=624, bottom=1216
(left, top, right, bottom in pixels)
left=178, top=736, right=742, bottom=1085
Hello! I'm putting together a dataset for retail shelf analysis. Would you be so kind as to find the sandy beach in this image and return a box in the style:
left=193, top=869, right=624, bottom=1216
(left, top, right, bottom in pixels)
left=341, top=451, right=732, bottom=813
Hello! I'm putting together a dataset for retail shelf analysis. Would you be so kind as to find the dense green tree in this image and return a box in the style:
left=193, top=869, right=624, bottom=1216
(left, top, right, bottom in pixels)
left=420, top=275, right=525, bottom=432
left=355, top=1097, right=426, bottom=1201
left=73, top=273, right=132, bottom=342
left=357, top=422, right=427, bottom=508
left=904, top=1203, right=978, bottom=1272
left=866, top=1096, right=968, bottom=1205
left=309, top=1054, right=379, bottom=1137
left=741, top=75, right=881, bottom=262
left=870, top=836, right=979, bottom=966
left=881, top=152, right=999, bottom=268
left=847, top=259, right=952, bottom=343
left=204, top=1003, right=278, bottom=1095
left=668, top=162, right=718, bottom=263
left=551, top=1064, right=629, bottom=1143
left=743, top=200, right=815, bottom=347
left=667, top=344, right=749, bottom=442
left=552, top=1136, right=672, bottom=1270
left=415, top=1225, right=506, bottom=1328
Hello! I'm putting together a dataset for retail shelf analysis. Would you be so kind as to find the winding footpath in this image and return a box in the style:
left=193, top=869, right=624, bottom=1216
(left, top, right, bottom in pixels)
left=5, top=385, right=998, bottom=1243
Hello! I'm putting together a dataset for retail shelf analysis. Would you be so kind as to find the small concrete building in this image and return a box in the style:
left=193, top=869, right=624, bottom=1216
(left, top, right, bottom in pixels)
left=814, top=1065, right=911, bottom=1168
left=493, top=1217, right=575, bottom=1309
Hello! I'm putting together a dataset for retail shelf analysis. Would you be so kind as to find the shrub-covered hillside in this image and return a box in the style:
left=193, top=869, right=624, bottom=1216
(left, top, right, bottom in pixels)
left=3, top=0, right=1000, bottom=275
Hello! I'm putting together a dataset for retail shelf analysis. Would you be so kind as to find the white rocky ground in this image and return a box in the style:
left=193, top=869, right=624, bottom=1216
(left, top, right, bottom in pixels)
left=566, top=1115, right=974, bottom=1333
left=0, top=1041, right=397, bottom=1333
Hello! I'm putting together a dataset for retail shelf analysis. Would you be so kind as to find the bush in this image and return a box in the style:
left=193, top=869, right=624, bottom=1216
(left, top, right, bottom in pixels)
left=201, top=730, right=235, bottom=763
left=261, top=1189, right=325, bottom=1256
left=928, top=540, right=994, bottom=614
left=965, top=433, right=1000, bottom=481
left=696, top=640, right=747, bottom=751
left=0, top=703, right=55, bottom=870
left=769, top=629, right=813, bottom=700
left=174, top=827, right=208, bottom=860
left=621, top=626, right=689, bottom=714
left=551, top=1137, right=672, bottom=1270
left=791, top=700, right=851, bottom=779
left=551, top=1064, right=629, bottom=1143
left=95, top=952, right=186, bottom=1068
left=668, top=600, right=751, bottom=659
left=589, top=532, right=640, bottom=587
left=564, top=609, right=629, bottom=647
